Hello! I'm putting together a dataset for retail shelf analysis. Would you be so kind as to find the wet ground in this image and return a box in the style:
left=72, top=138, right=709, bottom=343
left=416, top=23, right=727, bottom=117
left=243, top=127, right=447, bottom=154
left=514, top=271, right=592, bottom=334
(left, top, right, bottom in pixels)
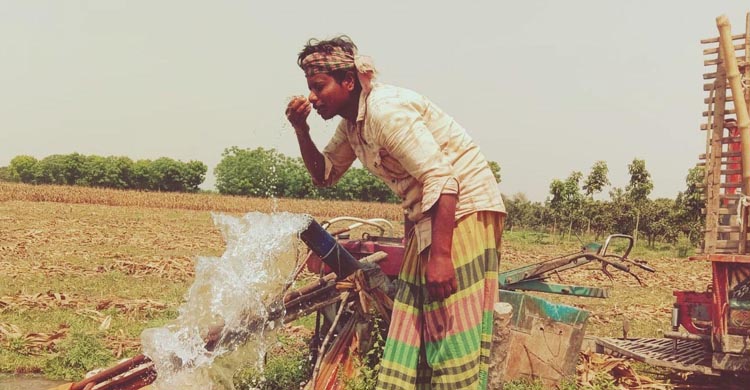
left=0, top=376, right=67, bottom=390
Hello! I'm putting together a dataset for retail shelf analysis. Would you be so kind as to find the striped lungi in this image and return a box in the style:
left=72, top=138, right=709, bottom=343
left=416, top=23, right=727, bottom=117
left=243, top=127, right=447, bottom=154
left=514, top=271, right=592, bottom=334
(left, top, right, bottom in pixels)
left=376, top=211, right=505, bottom=390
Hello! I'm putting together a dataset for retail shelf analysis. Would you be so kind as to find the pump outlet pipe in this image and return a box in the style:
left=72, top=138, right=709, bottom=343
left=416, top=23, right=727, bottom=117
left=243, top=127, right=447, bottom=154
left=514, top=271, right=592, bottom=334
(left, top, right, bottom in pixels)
left=299, top=218, right=364, bottom=279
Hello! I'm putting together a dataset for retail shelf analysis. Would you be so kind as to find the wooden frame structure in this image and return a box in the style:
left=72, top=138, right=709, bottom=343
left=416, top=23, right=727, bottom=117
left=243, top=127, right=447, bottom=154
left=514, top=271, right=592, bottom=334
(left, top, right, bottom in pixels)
left=698, top=14, right=750, bottom=372
left=701, top=14, right=750, bottom=254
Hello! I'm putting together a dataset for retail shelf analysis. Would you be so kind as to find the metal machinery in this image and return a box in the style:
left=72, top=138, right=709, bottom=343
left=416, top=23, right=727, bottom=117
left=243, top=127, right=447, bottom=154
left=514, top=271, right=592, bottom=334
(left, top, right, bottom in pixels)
left=305, top=219, right=654, bottom=387
left=593, top=13, right=750, bottom=376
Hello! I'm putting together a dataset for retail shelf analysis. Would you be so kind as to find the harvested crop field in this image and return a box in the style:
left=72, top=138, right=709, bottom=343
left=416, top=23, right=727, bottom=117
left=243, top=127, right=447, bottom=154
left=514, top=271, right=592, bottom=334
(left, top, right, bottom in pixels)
left=0, top=182, right=718, bottom=387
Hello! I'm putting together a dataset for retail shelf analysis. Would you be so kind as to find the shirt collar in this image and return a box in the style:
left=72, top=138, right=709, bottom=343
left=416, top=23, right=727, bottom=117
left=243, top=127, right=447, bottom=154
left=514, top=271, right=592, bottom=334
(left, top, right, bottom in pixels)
left=355, top=82, right=376, bottom=123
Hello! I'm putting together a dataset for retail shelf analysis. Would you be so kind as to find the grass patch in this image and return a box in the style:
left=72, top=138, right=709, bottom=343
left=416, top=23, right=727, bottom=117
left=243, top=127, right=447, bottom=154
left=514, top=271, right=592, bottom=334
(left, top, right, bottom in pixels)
left=503, top=377, right=618, bottom=390
left=233, top=334, right=312, bottom=390
left=43, top=333, right=115, bottom=380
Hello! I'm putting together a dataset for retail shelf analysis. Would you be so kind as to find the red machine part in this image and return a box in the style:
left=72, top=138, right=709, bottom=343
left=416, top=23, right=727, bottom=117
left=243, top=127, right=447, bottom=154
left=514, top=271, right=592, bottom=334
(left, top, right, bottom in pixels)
left=725, top=121, right=742, bottom=201
left=709, top=254, right=750, bottom=337
left=673, top=255, right=750, bottom=338
left=673, top=290, right=713, bottom=335
left=306, top=236, right=405, bottom=278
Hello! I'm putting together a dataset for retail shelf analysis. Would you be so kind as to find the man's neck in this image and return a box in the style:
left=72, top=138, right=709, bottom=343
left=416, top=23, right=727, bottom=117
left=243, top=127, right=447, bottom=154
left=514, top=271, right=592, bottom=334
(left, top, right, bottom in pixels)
left=340, top=90, right=361, bottom=122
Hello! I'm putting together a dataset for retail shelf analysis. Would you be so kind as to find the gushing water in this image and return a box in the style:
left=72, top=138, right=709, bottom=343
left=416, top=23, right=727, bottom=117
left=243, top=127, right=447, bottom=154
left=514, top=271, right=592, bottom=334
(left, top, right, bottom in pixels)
left=141, top=212, right=311, bottom=390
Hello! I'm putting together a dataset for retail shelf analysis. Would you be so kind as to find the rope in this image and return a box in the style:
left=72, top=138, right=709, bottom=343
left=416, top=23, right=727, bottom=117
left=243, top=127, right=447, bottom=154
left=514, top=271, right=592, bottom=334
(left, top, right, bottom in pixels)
left=336, top=269, right=393, bottom=322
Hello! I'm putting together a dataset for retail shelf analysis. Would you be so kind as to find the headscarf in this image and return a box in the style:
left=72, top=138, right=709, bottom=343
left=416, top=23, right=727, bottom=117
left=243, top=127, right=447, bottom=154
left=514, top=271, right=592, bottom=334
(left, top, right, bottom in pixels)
left=300, top=47, right=377, bottom=93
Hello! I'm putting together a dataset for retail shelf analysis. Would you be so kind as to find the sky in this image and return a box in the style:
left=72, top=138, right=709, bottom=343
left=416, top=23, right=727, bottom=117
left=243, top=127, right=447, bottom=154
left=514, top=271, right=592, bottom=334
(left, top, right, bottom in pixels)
left=1, top=0, right=749, bottom=202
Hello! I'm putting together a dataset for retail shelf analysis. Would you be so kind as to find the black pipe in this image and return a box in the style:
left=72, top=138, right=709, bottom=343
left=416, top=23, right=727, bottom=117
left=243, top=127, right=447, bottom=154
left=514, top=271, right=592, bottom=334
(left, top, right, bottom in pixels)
left=299, top=218, right=363, bottom=279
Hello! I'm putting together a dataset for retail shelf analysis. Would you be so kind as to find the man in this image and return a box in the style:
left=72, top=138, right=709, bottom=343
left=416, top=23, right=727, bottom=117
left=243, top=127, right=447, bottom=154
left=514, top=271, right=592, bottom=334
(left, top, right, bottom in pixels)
left=285, top=36, right=506, bottom=390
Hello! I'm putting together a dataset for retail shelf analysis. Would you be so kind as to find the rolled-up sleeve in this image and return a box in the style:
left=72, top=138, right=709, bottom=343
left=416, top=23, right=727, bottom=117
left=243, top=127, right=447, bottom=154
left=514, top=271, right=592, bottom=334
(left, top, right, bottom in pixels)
left=319, top=121, right=356, bottom=187
left=371, top=99, right=459, bottom=214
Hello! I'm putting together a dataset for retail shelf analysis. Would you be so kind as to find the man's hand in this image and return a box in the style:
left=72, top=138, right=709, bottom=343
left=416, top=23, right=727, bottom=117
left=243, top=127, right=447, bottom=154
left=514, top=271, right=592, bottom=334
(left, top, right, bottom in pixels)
left=286, top=96, right=312, bottom=134
left=425, top=252, right=457, bottom=301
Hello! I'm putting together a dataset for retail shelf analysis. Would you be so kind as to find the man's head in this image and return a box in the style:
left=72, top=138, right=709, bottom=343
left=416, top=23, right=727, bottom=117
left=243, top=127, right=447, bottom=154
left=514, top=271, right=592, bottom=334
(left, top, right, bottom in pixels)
left=297, top=36, right=360, bottom=84
left=297, top=36, right=374, bottom=120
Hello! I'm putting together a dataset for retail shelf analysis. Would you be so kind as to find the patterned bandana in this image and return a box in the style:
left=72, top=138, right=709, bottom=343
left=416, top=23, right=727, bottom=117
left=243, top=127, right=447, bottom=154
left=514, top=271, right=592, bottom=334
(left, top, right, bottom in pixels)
left=301, top=47, right=377, bottom=92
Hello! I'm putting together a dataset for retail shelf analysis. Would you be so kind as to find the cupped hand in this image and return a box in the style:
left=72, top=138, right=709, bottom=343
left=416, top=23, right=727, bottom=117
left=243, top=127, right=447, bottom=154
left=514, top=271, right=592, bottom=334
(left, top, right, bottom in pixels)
left=285, top=96, right=312, bottom=134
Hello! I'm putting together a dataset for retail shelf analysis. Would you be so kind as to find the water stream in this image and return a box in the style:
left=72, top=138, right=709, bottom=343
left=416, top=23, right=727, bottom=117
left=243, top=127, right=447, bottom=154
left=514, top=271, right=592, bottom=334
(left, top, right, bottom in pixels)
left=140, top=212, right=311, bottom=390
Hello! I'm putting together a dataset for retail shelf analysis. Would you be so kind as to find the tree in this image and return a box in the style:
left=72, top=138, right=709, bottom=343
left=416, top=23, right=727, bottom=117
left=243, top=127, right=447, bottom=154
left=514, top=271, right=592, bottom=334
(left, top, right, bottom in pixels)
left=586, top=200, right=615, bottom=240
left=275, top=157, right=318, bottom=199
left=8, top=155, right=38, bottom=183
left=131, top=159, right=155, bottom=190
left=608, top=187, right=637, bottom=235
left=626, top=158, right=654, bottom=246
left=580, top=161, right=611, bottom=234
left=583, top=161, right=610, bottom=198
left=30, top=153, right=86, bottom=185
left=675, top=165, right=705, bottom=244
left=548, top=171, right=584, bottom=238
left=488, top=161, right=502, bottom=183
left=626, top=159, right=654, bottom=201
left=681, top=165, right=705, bottom=219
left=214, top=147, right=287, bottom=197
left=149, top=157, right=205, bottom=192
left=320, top=168, right=399, bottom=203
left=504, top=192, right=545, bottom=231
left=0, top=166, right=13, bottom=182
left=639, top=198, right=677, bottom=247
left=76, top=156, right=137, bottom=189
left=182, top=160, right=208, bottom=192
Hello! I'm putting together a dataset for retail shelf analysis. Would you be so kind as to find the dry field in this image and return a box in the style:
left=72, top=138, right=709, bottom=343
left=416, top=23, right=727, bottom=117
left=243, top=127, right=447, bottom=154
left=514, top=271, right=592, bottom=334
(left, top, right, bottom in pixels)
left=0, top=182, right=713, bottom=385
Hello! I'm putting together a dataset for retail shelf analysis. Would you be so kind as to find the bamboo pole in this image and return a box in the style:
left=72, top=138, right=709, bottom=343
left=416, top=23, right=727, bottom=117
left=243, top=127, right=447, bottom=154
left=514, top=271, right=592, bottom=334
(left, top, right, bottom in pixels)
left=717, top=15, right=750, bottom=195
left=701, top=33, right=746, bottom=44
left=704, top=56, right=727, bottom=253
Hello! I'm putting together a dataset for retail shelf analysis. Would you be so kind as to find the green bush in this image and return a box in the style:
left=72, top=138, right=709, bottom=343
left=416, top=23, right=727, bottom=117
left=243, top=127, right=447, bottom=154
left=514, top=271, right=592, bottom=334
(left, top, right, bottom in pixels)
left=676, top=233, right=693, bottom=258
left=0, top=166, right=16, bottom=182
left=342, top=316, right=386, bottom=390
left=43, top=333, right=114, bottom=380
left=502, top=377, right=597, bottom=390
left=234, top=347, right=311, bottom=390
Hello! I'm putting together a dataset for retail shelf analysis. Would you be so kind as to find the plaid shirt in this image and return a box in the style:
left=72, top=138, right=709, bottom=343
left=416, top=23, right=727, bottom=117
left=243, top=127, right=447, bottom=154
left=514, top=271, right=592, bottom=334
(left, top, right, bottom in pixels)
left=320, top=83, right=505, bottom=253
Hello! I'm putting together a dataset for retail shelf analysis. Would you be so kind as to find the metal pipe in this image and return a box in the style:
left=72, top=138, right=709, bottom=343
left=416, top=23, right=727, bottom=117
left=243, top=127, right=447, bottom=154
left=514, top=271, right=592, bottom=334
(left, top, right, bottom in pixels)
left=663, top=330, right=710, bottom=342
left=299, top=219, right=364, bottom=279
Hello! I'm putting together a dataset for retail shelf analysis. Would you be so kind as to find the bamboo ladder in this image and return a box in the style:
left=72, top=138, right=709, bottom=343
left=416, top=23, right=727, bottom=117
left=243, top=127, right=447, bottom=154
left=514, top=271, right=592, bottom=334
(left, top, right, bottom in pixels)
left=700, top=14, right=750, bottom=254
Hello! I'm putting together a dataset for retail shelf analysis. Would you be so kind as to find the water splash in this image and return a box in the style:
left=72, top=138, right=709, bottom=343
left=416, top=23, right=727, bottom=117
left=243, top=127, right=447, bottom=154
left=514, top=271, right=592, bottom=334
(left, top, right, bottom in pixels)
left=141, top=212, right=311, bottom=390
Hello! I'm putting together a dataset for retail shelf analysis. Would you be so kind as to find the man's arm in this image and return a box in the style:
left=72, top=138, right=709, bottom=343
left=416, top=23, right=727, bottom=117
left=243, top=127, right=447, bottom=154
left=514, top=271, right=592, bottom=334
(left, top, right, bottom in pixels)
left=294, top=130, right=326, bottom=184
left=426, top=193, right=458, bottom=301
left=286, top=96, right=325, bottom=183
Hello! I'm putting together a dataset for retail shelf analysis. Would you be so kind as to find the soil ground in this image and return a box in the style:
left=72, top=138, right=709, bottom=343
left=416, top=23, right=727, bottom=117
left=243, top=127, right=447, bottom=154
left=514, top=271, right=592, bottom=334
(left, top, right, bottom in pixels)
left=0, top=184, right=733, bottom=388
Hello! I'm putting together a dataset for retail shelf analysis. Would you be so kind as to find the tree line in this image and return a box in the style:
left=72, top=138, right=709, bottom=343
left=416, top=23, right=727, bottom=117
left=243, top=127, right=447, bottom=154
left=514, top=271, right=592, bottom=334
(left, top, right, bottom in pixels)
left=1, top=149, right=703, bottom=246
left=212, top=146, right=502, bottom=202
left=3, top=154, right=207, bottom=192
left=505, top=160, right=703, bottom=246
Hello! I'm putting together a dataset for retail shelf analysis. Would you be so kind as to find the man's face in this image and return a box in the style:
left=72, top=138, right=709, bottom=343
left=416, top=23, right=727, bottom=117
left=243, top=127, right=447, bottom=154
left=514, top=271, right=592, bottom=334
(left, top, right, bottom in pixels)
left=306, top=72, right=354, bottom=120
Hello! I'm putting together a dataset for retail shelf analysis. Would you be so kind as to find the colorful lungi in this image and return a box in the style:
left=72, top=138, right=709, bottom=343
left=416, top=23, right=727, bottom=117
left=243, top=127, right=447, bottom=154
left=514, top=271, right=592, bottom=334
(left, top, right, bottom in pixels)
left=376, top=211, right=504, bottom=390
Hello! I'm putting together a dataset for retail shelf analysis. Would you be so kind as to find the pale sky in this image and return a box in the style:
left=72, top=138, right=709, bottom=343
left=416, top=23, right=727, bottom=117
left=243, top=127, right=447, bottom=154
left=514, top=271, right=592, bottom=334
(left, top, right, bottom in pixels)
left=1, top=1, right=748, bottom=202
